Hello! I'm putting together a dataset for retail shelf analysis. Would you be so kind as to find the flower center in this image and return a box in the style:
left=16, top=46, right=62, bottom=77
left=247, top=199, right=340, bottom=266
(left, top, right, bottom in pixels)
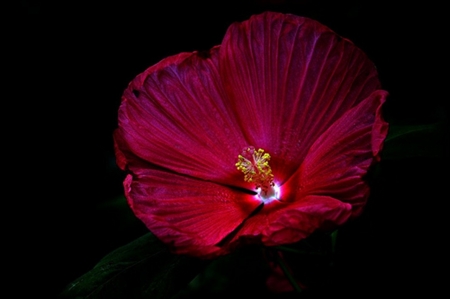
left=236, top=146, right=279, bottom=201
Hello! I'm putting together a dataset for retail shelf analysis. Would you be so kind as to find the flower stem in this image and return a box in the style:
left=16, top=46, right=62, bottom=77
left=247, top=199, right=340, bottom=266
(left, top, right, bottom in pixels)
left=275, top=251, right=303, bottom=294
left=331, top=229, right=338, bottom=254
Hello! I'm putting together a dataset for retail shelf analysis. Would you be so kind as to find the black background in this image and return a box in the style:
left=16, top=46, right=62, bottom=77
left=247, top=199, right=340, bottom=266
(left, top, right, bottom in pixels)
left=12, top=0, right=448, bottom=297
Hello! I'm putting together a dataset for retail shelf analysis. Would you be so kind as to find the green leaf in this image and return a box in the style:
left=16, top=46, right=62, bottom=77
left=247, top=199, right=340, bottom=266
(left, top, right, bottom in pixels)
left=59, top=233, right=207, bottom=299
left=382, top=121, right=447, bottom=159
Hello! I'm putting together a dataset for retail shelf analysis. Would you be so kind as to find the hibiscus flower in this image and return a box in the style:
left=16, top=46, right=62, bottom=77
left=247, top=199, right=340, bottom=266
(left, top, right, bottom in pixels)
left=114, top=11, right=388, bottom=258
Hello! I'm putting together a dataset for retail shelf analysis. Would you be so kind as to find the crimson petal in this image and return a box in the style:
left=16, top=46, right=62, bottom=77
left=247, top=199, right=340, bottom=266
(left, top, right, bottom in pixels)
left=285, top=90, right=388, bottom=216
left=123, top=168, right=261, bottom=258
left=220, top=12, right=381, bottom=184
left=116, top=47, right=250, bottom=188
left=224, top=90, right=387, bottom=248
left=227, top=195, right=351, bottom=248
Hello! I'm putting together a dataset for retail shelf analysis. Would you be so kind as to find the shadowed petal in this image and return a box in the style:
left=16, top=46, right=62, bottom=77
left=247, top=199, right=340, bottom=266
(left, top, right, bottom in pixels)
left=220, top=12, right=381, bottom=184
left=123, top=168, right=262, bottom=258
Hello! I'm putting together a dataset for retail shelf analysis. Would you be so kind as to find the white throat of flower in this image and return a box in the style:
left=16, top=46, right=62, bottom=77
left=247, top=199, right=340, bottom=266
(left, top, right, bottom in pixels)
left=236, top=146, right=280, bottom=201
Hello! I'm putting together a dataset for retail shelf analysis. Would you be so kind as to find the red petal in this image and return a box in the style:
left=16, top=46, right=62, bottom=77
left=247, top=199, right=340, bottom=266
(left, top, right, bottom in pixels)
left=285, top=90, right=388, bottom=216
left=116, top=47, right=251, bottom=188
left=226, top=195, right=351, bottom=248
left=219, top=12, right=382, bottom=184
left=113, top=130, right=129, bottom=170
left=124, top=167, right=261, bottom=258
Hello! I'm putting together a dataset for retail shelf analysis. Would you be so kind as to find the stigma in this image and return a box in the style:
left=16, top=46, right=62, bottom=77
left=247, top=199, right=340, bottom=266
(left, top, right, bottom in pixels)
left=236, top=146, right=280, bottom=201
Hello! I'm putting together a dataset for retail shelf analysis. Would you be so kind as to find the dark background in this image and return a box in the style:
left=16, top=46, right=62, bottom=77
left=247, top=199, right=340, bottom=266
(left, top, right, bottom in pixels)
left=13, top=0, right=448, bottom=297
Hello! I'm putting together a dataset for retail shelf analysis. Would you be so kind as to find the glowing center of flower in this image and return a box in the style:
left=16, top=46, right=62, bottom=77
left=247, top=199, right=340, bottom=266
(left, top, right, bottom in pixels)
left=236, top=146, right=279, bottom=201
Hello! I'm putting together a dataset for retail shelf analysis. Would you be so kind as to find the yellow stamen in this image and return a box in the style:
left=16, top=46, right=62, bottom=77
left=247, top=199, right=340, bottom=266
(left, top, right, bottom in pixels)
left=236, top=146, right=274, bottom=195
